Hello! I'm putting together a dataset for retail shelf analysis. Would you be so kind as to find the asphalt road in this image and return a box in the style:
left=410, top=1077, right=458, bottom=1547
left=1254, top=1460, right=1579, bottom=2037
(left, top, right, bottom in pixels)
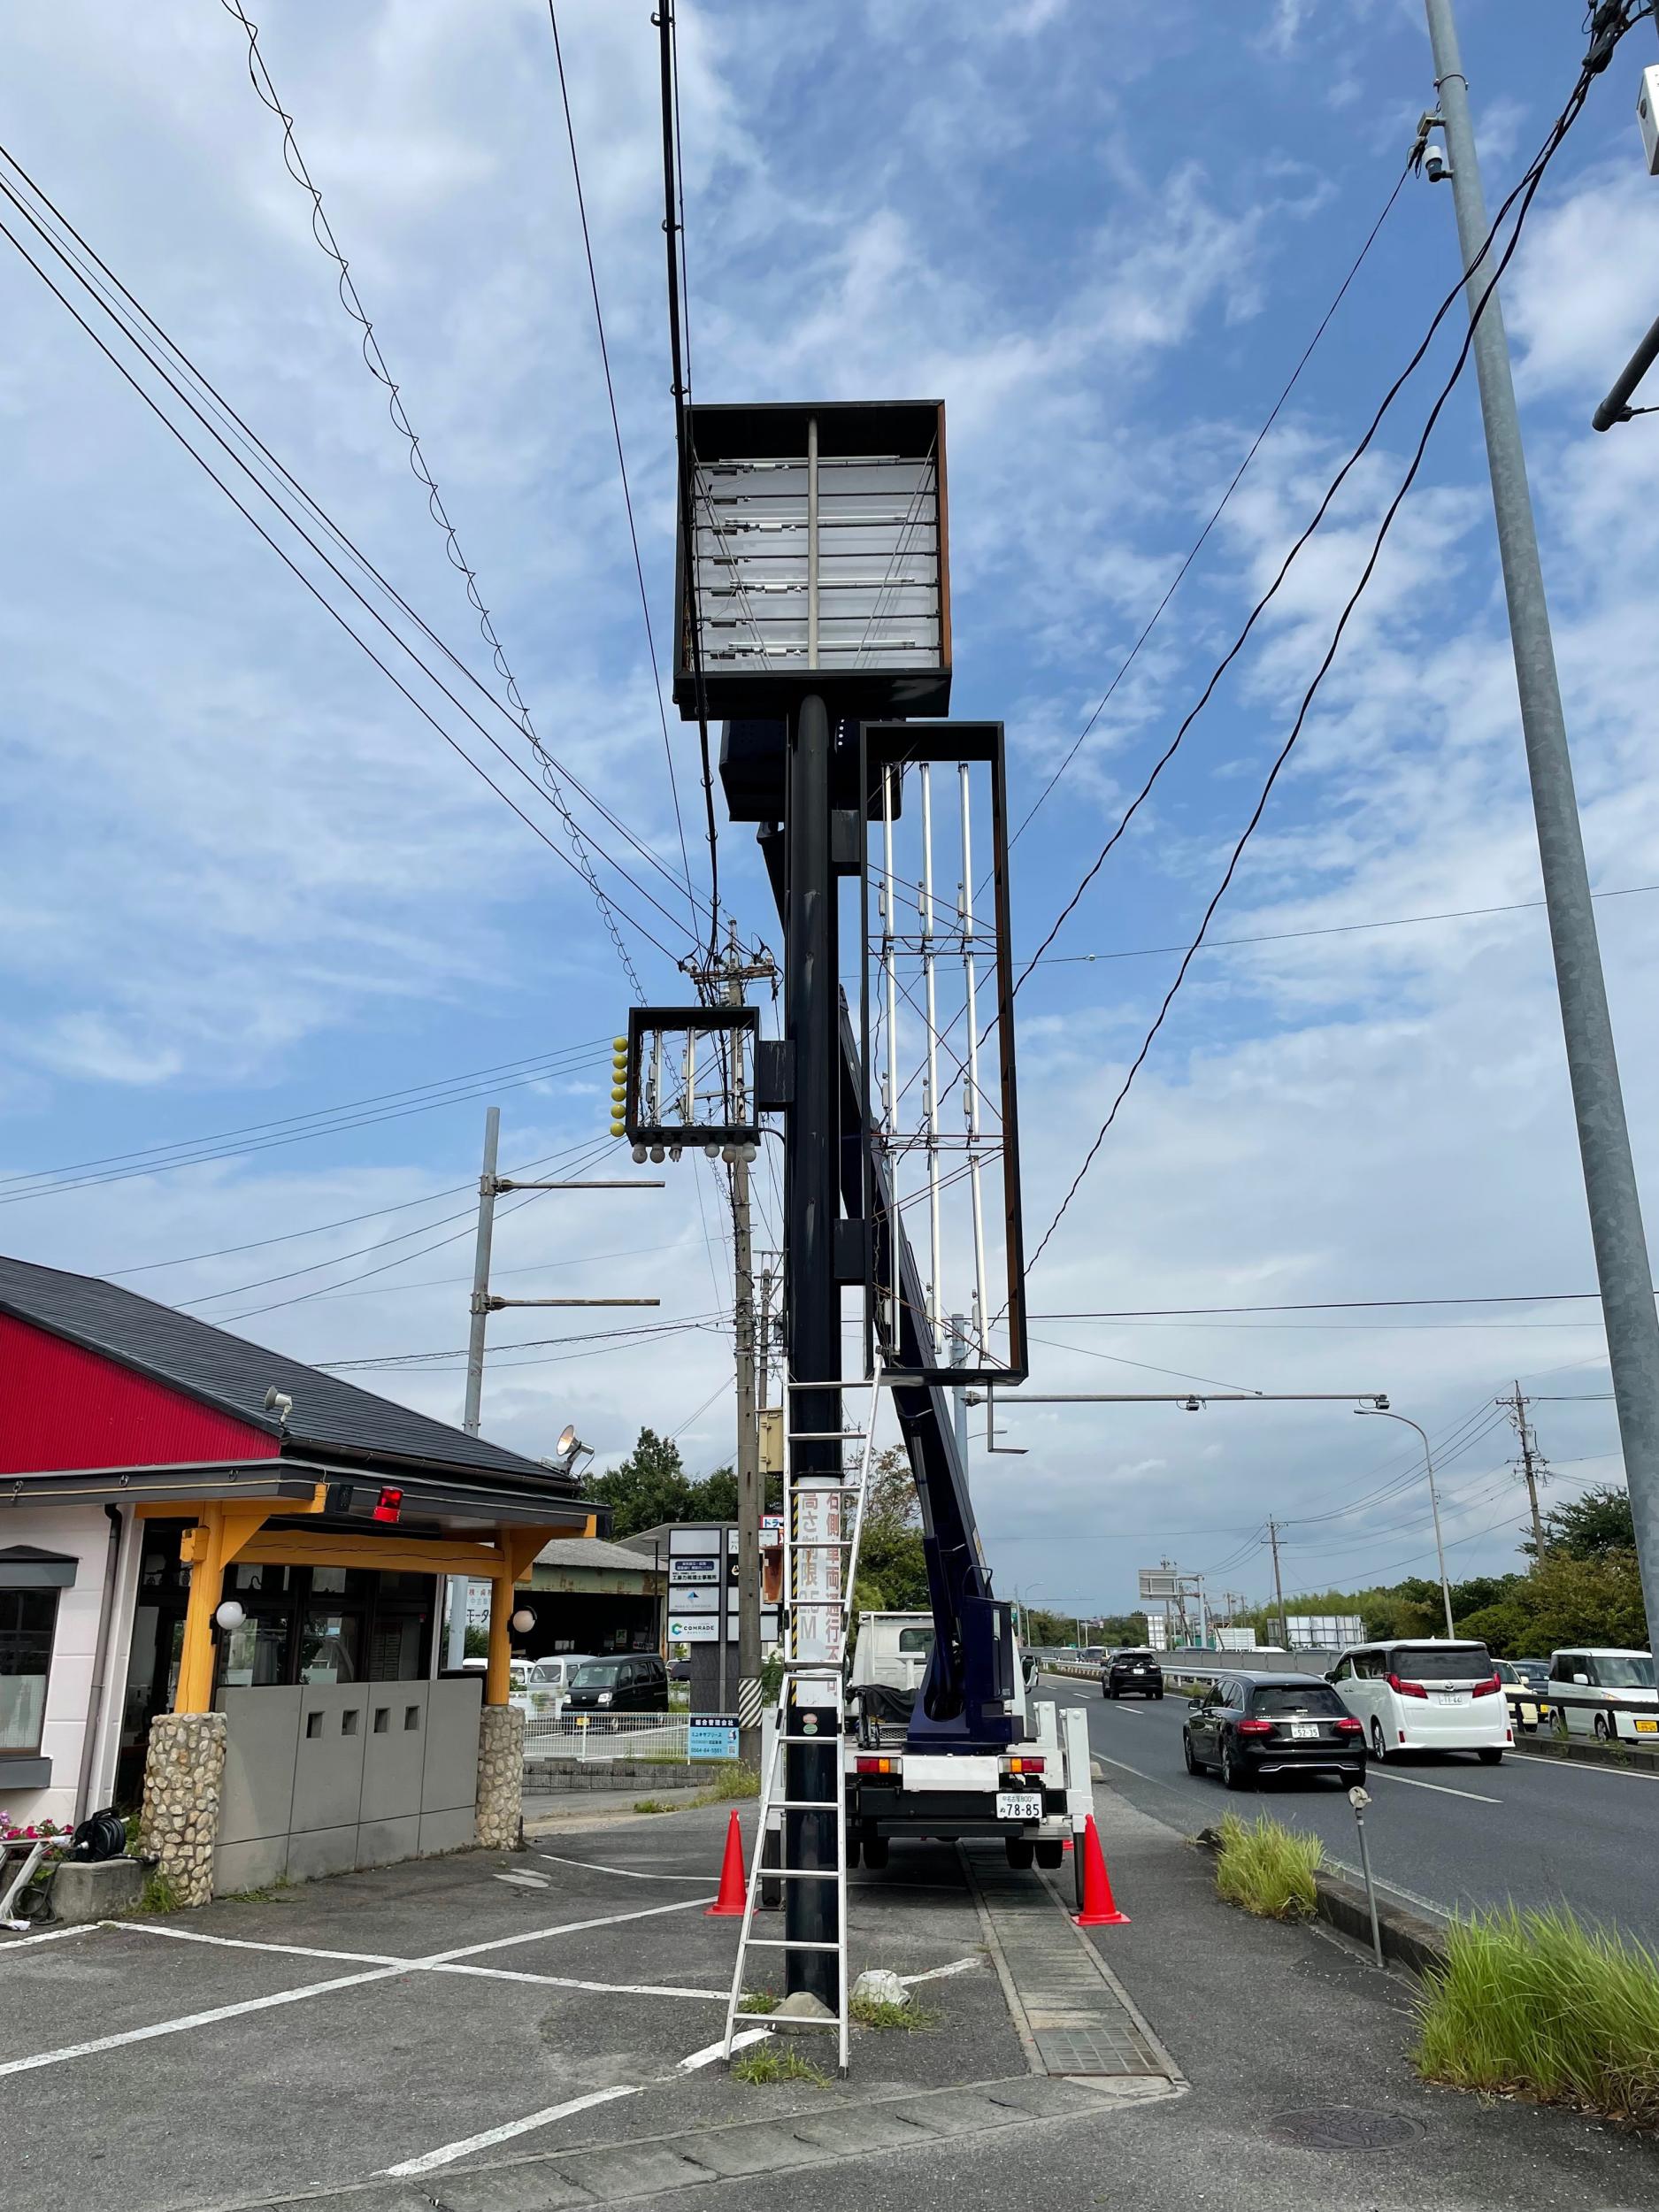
left=1048, top=1672, right=1659, bottom=1939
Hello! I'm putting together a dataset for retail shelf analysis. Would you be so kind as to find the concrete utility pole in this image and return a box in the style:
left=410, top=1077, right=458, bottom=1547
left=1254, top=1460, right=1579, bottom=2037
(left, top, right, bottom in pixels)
left=1501, top=1382, right=1548, bottom=1555
left=1425, top=0, right=1659, bottom=1649
left=1266, top=1518, right=1289, bottom=1652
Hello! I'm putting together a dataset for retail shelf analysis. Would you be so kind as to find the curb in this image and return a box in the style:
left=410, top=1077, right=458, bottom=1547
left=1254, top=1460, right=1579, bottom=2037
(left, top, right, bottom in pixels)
left=1512, top=1732, right=1659, bottom=1775
left=1194, top=1825, right=1447, bottom=1978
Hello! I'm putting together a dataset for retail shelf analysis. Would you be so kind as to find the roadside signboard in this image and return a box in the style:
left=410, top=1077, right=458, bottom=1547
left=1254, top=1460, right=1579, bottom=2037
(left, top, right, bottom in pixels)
left=669, top=1555, right=720, bottom=1584
left=668, top=1616, right=719, bottom=1642
left=688, top=1714, right=740, bottom=1761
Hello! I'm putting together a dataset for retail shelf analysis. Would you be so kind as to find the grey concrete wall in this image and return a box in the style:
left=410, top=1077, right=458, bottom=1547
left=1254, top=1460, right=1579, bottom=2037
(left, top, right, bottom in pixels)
left=214, top=1675, right=481, bottom=1893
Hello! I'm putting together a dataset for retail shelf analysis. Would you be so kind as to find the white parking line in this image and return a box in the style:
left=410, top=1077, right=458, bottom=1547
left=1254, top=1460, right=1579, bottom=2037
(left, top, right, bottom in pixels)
left=0, top=1924, right=97, bottom=1956
left=383, top=2084, right=641, bottom=2176
left=0, top=1893, right=716, bottom=2080
left=535, top=1850, right=711, bottom=1881
left=493, top=1870, right=552, bottom=1890
left=678, top=2026, right=772, bottom=2071
left=1367, top=1770, right=1500, bottom=1805
left=900, top=1955, right=981, bottom=1985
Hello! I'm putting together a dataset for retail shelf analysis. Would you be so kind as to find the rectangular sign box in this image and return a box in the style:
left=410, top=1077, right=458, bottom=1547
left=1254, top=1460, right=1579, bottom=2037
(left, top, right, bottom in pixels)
left=668, top=1617, right=720, bottom=1643
left=669, top=1556, right=720, bottom=1584
left=666, top=1585, right=719, bottom=1613
left=688, top=1715, right=741, bottom=1762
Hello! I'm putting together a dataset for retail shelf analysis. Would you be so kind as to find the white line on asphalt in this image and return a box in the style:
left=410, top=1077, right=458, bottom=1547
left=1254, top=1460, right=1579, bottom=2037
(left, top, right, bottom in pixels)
left=1506, top=1749, right=1659, bottom=1783
left=679, top=2026, right=772, bottom=2070
left=0, top=1924, right=97, bottom=1955
left=900, top=1955, right=981, bottom=1985
left=382, top=2084, right=641, bottom=2176
left=1367, top=1770, right=1500, bottom=1805
left=492, top=1870, right=552, bottom=1889
left=535, top=1850, right=712, bottom=1881
left=112, top=1923, right=402, bottom=1966
left=436, top=1964, right=726, bottom=2000
left=1091, top=1749, right=1180, bottom=1791
left=0, top=1893, right=716, bottom=2079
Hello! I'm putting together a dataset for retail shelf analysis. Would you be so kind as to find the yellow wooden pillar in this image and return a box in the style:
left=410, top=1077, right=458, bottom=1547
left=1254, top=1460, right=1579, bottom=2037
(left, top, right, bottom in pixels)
left=485, top=1528, right=549, bottom=1706
left=173, top=1504, right=277, bottom=1714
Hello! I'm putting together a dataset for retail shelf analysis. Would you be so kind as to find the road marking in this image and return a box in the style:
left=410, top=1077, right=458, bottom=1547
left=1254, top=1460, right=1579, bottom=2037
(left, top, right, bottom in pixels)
left=1507, top=1749, right=1659, bottom=1783
left=0, top=1924, right=97, bottom=1956
left=1367, top=1770, right=1500, bottom=1805
left=901, top=1955, right=981, bottom=1985
left=679, top=2026, right=772, bottom=2070
left=382, top=2084, right=641, bottom=2176
left=493, top=1870, right=552, bottom=1889
left=1090, top=1748, right=1180, bottom=1791
left=0, top=1893, right=715, bottom=2079
left=536, top=1850, right=711, bottom=1881
left=113, top=1923, right=402, bottom=1967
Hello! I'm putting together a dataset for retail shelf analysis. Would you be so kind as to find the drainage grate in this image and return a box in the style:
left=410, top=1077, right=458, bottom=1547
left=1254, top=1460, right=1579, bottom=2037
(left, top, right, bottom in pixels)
left=1267, top=2107, right=1425, bottom=2151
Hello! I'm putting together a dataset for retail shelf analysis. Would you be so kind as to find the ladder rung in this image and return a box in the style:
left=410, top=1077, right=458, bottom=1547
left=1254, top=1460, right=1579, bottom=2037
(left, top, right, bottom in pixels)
left=776, top=1733, right=845, bottom=1744
left=731, top=2012, right=841, bottom=2032
left=766, top=1865, right=841, bottom=1878
left=787, top=1430, right=867, bottom=1440
left=743, top=1937, right=842, bottom=1952
left=771, top=1797, right=841, bottom=1809
left=780, top=1660, right=845, bottom=1672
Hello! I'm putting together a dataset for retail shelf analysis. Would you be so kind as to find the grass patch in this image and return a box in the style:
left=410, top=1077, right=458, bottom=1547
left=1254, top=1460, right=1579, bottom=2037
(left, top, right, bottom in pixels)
left=219, top=1877, right=293, bottom=1904
left=850, top=1993, right=936, bottom=2032
left=1416, top=1905, right=1659, bottom=2126
left=731, top=2044, right=827, bottom=2086
left=737, top=1990, right=778, bottom=2014
left=1213, top=1809, right=1322, bottom=1921
left=691, top=1761, right=761, bottom=1806
left=632, top=1798, right=675, bottom=1814
left=137, top=1870, right=185, bottom=1915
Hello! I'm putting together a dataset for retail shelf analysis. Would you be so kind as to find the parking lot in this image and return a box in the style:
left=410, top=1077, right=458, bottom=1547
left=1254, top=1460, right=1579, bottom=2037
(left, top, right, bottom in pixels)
left=7, top=1783, right=1657, bottom=2212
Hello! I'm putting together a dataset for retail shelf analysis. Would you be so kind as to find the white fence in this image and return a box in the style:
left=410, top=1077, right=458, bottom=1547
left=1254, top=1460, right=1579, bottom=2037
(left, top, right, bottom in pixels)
left=523, top=1713, right=690, bottom=1763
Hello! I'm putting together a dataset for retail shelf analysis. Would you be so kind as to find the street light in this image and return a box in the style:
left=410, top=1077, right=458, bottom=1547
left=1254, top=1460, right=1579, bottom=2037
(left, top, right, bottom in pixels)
left=1355, top=1407, right=1455, bottom=1640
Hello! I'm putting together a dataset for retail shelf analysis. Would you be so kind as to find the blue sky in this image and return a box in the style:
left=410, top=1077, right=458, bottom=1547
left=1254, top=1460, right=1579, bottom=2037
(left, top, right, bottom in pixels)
left=2, top=0, right=1657, bottom=1619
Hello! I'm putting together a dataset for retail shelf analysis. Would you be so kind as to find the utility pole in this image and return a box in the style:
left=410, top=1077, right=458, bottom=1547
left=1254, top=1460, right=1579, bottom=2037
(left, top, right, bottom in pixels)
left=1500, top=1381, right=1548, bottom=1555
left=1267, top=1518, right=1289, bottom=1652
left=1425, top=0, right=1659, bottom=1650
left=450, top=1105, right=663, bottom=1664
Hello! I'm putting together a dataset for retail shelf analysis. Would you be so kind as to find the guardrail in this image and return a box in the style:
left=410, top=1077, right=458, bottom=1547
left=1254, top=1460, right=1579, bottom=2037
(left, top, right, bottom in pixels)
left=523, top=1713, right=689, bottom=1763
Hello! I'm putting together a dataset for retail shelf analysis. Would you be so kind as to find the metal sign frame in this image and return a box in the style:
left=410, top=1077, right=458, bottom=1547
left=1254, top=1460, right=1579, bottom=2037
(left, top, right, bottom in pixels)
left=856, top=718, right=1027, bottom=1389
left=625, top=1004, right=760, bottom=1148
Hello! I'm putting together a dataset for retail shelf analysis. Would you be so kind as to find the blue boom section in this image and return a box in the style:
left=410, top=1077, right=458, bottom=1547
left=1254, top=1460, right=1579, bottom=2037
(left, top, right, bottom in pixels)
left=837, top=1009, right=1018, bottom=1751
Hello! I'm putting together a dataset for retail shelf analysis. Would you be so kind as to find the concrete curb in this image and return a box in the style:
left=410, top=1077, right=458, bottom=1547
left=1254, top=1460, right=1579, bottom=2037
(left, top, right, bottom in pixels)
left=1194, top=1824, right=1447, bottom=1979
left=1513, top=1732, right=1659, bottom=1775
left=522, top=1759, right=704, bottom=1791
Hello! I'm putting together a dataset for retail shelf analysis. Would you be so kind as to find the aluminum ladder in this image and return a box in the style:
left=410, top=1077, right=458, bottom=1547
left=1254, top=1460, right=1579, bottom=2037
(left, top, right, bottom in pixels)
left=719, top=1369, right=883, bottom=2075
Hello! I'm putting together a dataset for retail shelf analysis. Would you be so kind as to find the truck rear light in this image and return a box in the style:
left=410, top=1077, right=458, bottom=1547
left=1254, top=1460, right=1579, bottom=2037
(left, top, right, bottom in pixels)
left=1006, top=1756, right=1045, bottom=1775
left=855, top=1756, right=895, bottom=1776
left=1236, top=1718, right=1273, bottom=1736
left=1471, top=1673, right=1502, bottom=1698
left=1335, top=1717, right=1363, bottom=1735
left=1386, top=1672, right=1428, bottom=1699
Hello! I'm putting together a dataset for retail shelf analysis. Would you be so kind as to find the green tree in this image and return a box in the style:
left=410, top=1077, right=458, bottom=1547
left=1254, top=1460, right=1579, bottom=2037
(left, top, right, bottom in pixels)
left=851, top=1446, right=930, bottom=1614
left=1527, top=1484, right=1635, bottom=1562
left=689, top=1465, right=738, bottom=1521
left=587, top=1428, right=698, bottom=1538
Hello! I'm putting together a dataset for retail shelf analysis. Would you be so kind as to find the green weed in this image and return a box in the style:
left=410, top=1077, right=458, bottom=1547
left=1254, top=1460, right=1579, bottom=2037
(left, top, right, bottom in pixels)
left=137, top=1870, right=184, bottom=1915
left=850, top=1993, right=936, bottom=2032
left=632, top=1798, right=674, bottom=1814
left=1213, top=1809, right=1322, bottom=1920
left=731, top=2044, right=827, bottom=2085
left=1416, top=1905, right=1659, bottom=2126
left=737, top=1990, right=778, bottom=2014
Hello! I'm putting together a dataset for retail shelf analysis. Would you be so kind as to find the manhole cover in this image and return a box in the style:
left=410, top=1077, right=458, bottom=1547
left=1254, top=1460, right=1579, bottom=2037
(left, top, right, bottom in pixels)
left=1267, top=2107, right=1424, bottom=2151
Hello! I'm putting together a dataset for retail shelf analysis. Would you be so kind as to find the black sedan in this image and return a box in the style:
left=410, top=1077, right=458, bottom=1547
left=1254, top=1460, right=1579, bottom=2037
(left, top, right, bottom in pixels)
left=1102, top=1648, right=1164, bottom=1700
left=1184, top=1671, right=1366, bottom=1789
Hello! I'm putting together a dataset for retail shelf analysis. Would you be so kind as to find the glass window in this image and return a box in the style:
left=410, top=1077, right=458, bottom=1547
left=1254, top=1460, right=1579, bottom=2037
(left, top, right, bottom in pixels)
left=299, top=1609, right=361, bottom=1686
left=571, top=1661, right=624, bottom=1689
left=896, top=1626, right=935, bottom=1655
left=1251, top=1685, right=1345, bottom=1718
left=0, top=1589, right=59, bottom=1751
left=1386, top=1644, right=1492, bottom=1684
left=1591, top=1655, right=1655, bottom=1690
left=219, top=1611, right=291, bottom=1690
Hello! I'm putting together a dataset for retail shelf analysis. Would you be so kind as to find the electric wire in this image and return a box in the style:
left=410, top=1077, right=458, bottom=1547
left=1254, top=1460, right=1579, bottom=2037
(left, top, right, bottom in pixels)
left=1023, top=64, right=1599, bottom=1279
left=220, top=0, right=649, bottom=997
left=1010, top=164, right=1410, bottom=855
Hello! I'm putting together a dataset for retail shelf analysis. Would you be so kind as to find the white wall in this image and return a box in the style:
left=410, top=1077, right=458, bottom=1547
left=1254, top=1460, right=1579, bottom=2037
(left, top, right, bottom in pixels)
left=2, top=1502, right=127, bottom=1830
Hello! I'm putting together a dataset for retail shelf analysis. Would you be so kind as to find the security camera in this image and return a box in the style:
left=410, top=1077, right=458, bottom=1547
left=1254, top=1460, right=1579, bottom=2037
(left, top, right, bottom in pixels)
left=1425, top=143, right=1453, bottom=183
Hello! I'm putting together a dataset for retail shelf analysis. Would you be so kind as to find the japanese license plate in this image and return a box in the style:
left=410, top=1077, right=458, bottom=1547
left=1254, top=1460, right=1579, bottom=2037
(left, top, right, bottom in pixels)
left=1435, top=1692, right=1463, bottom=1705
left=995, top=1792, right=1042, bottom=1822
left=1635, top=1718, right=1658, bottom=1734
left=1290, top=1724, right=1319, bottom=1740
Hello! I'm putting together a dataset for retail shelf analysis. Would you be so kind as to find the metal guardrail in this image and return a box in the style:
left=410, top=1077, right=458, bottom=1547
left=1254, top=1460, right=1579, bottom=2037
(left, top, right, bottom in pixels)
left=523, top=1714, right=689, bottom=1763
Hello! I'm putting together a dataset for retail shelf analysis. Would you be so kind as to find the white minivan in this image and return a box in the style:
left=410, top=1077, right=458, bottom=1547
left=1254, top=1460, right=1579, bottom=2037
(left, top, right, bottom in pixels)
left=1327, top=1639, right=1510, bottom=1763
left=1546, top=1647, right=1657, bottom=1743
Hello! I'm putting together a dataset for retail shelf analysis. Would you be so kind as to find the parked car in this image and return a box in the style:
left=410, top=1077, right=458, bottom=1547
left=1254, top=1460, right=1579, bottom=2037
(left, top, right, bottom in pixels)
left=1547, top=1647, right=1657, bottom=1743
left=667, top=1656, right=693, bottom=1683
left=563, top=1653, right=670, bottom=1722
left=1326, top=1640, right=1509, bottom=1763
left=1493, top=1657, right=1546, bottom=1732
left=509, top=1654, right=597, bottom=1724
left=1183, top=1671, right=1365, bottom=1789
left=1102, top=1648, right=1164, bottom=1700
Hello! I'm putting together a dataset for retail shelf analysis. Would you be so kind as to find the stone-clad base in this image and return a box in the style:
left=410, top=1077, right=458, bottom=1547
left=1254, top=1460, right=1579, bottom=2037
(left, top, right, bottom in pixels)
left=476, top=1704, right=526, bottom=1848
left=140, top=1711, right=227, bottom=1907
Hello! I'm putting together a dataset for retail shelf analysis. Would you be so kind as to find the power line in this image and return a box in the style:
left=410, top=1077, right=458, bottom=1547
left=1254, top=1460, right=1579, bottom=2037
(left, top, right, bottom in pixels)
left=1024, top=66, right=1596, bottom=1278
left=0, top=150, right=707, bottom=964
left=1010, top=164, right=1409, bottom=854
left=546, top=1, right=695, bottom=931
left=220, top=0, right=649, bottom=998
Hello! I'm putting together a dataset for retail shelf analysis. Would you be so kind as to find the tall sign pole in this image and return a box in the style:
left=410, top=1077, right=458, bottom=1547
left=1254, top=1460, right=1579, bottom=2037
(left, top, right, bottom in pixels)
left=1425, top=0, right=1659, bottom=1645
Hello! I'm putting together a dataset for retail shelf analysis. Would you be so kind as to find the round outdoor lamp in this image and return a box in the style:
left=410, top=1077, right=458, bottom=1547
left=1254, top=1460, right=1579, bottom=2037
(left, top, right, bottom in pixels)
left=511, top=1608, right=536, bottom=1635
left=214, top=1599, right=246, bottom=1632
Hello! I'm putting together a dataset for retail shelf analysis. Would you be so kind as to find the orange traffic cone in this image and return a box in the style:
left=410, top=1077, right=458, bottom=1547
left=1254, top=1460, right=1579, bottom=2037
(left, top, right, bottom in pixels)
left=707, top=1809, right=748, bottom=1916
left=1073, top=1815, right=1129, bottom=1927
